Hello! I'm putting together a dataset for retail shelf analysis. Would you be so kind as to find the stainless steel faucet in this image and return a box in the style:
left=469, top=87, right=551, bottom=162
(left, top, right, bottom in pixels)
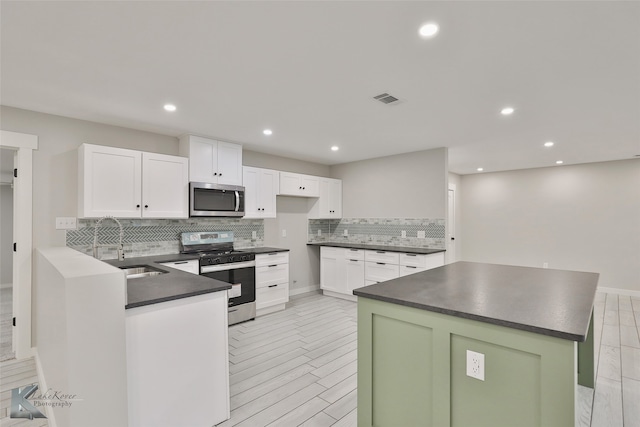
left=93, top=216, right=125, bottom=261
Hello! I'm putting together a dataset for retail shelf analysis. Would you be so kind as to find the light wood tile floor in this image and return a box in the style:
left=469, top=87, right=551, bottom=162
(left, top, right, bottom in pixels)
left=222, top=291, right=640, bottom=427
left=0, top=291, right=637, bottom=426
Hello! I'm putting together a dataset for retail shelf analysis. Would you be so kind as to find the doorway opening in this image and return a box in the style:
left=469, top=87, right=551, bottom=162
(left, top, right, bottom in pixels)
left=0, top=148, right=15, bottom=361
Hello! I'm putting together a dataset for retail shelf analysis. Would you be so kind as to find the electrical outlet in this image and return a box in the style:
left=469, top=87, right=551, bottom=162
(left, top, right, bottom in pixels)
left=401, top=230, right=407, bottom=238
left=317, top=229, right=322, bottom=236
left=282, top=229, right=287, bottom=238
left=543, top=262, right=548, bottom=269
left=55, top=217, right=77, bottom=230
left=252, top=231, right=257, bottom=239
left=417, top=230, right=426, bottom=239
left=466, top=350, right=485, bottom=381
left=343, top=229, right=348, bottom=236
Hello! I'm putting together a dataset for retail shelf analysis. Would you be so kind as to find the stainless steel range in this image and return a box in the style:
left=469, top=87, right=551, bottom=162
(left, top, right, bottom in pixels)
left=180, top=231, right=256, bottom=325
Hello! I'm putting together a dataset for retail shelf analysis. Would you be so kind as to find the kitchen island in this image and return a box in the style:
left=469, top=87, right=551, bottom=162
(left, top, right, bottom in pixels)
left=353, top=261, right=599, bottom=427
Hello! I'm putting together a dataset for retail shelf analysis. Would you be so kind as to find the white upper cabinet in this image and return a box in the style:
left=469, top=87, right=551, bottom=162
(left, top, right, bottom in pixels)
left=309, top=177, right=342, bottom=219
left=279, top=172, right=320, bottom=197
left=242, top=166, right=279, bottom=218
left=78, top=144, right=188, bottom=218
left=179, top=135, right=242, bottom=186
left=141, top=152, right=189, bottom=218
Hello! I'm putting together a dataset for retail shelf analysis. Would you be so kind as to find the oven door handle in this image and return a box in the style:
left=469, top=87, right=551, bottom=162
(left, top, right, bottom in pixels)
left=235, top=191, right=240, bottom=211
left=201, top=260, right=256, bottom=273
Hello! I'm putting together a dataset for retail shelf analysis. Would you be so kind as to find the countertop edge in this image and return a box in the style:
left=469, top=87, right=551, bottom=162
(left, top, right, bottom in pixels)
left=353, top=292, right=587, bottom=342
left=307, top=242, right=446, bottom=255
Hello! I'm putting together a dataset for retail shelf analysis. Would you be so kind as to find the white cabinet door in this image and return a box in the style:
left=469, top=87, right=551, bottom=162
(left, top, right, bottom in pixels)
left=185, top=135, right=217, bottom=183
left=345, top=258, right=365, bottom=293
left=217, top=141, right=243, bottom=186
left=328, top=178, right=342, bottom=217
left=78, top=144, right=142, bottom=218
left=142, top=152, right=189, bottom=218
left=279, top=172, right=320, bottom=197
left=310, top=178, right=342, bottom=218
left=279, top=172, right=303, bottom=196
left=243, top=167, right=278, bottom=218
left=180, top=135, right=242, bottom=185
left=242, top=167, right=260, bottom=218
left=320, top=246, right=345, bottom=293
left=300, top=175, right=319, bottom=197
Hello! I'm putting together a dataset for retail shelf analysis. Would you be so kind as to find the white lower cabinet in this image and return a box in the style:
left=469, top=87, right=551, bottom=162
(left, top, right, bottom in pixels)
left=158, top=259, right=199, bottom=275
left=126, top=291, right=229, bottom=427
left=255, top=252, right=289, bottom=316
left=320, top=246, right=445, bottom=300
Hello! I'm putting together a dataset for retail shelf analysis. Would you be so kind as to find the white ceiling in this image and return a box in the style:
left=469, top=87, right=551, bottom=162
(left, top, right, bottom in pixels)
left=1, top=1, right=639, bottom=174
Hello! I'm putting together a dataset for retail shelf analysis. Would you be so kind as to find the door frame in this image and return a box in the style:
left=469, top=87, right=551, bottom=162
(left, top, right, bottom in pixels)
left=447, top=183, right=457, bottom=264
left=0, top=130, right=37, bottom=360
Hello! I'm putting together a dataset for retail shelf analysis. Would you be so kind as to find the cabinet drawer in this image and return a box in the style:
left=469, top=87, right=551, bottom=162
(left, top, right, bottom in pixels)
left=256, top=283, right=288, bottom=309
left=159, top=260, right=199, bottom=275
left=255, top=251, right=289, bottom=267
left=399, top=253, right=429, bottom=268
left=365, top=250, right=400, bottom=264
left=256, top=264, right=289, bottom=288
left=365, top=261, right=399, bottom=283
left=344, top=248, right=364, bottom=261
left=399, top=265, right=426, bottom=277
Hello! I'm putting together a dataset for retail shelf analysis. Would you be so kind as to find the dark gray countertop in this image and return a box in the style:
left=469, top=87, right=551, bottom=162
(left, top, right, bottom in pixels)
left=105, top=247, right=289, bottom=309
left=353, top=261, right=599, bottom=341
left=306, top=241, right=445, bottom=255
left=105, top=254, right=231, bottom=309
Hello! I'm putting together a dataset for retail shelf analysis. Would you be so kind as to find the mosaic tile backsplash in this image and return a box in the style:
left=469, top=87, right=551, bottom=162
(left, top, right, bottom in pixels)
left=67, top=218, right=264, bottom=259
left=308, top=218, right=446, bottom=249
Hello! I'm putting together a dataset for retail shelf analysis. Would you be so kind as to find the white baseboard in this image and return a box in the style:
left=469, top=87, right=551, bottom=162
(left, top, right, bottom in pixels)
left=289, top=285, right=320, bottom=296
left=597, top=286, right=640, bottom=298
left=33, top=347, right=57, bottom=427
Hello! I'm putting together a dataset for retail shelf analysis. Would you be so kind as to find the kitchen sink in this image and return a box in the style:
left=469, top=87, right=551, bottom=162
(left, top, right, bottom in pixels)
left=120, top=265, right=167, bottom=279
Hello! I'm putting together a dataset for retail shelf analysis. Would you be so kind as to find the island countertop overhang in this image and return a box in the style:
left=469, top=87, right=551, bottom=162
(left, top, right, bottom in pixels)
left=353, top=261, right=599, bottom=342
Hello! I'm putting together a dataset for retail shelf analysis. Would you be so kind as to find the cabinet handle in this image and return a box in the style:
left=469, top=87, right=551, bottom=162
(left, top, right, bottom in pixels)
left=144, top=205, right=149, bottom=208
left=268, top=264, right=278, bottom=268
left=136, top=204, right=140, bottom=208
left=303, top=187, right=306, bottom=190
left=350, top=259, right=358, bottom=262
left=406, top=254, right=417, bottom=257
left=219, top=173, right=222, bottom=176
left=376, top=251, right=386, bottom=254
left=350, top=249, right=358, bottom=251
left=174, top=261, right=188, bottom=265
left=268, top=253, right=278, bottom=255
left=376, top=262, right=386, bottom=265
left=268, top=284, right=278, bottom=288
left=214, top=172, right=218, bottom=176
left=407, top=266, right=417, bottom=269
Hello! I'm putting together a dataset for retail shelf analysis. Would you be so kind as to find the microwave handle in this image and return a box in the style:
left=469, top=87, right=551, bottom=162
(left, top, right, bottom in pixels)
left=235, top=191, right=240, bottom=211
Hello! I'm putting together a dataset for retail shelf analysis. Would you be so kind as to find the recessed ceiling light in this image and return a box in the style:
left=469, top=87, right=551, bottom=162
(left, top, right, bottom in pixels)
left=477, top=167, right=484, bottom=172
left=419, top=22, right=439, bottom=38
left=163, top=104, right=176, bottom=112
left=544, top=141, right=555, bottom=147
left=263, top=129, right=273, bottom=136
left=500, top=107, right=515, bottom=116
left=331, top=146, right=339, bottom=152
left=556, top=160, right=564, bottom=165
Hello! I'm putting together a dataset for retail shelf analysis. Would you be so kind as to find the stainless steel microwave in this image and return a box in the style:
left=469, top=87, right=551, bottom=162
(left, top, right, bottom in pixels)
left=189, top=182, right=245, bottom=217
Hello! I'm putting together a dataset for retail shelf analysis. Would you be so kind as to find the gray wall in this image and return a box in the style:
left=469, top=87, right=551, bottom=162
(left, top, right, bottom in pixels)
left=0, top=106, right=179, bottom=250
left=460, top=159, right=640, bottom=291
left=448, top=172, right=462, bottom=263
left=330, top=148, right=448, bottom=219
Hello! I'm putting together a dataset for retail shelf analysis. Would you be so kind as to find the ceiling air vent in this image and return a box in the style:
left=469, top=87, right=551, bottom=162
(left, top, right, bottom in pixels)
left=373, top=93, right=400, bottom=105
